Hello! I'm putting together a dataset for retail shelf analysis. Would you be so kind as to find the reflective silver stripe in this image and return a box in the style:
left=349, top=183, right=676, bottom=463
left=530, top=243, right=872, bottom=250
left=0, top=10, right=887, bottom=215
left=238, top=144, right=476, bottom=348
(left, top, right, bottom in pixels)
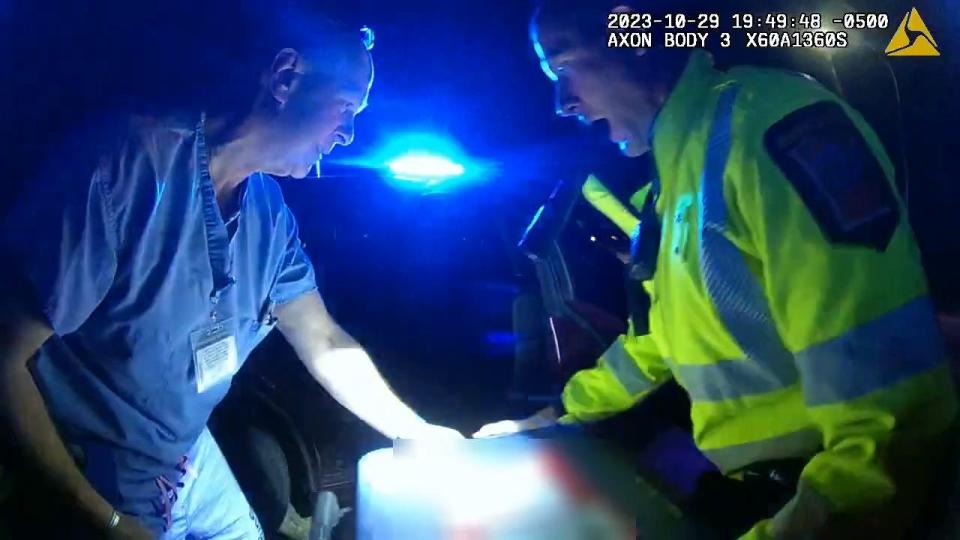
left=602, top=339, right=657, bottom=396
left=703, top=428, right=822, bottom=474
left=698, top=86, right=799, bottom=401
left=796, top=296, right=945, bottom=406
left=666, top=356, right=799, bottom=403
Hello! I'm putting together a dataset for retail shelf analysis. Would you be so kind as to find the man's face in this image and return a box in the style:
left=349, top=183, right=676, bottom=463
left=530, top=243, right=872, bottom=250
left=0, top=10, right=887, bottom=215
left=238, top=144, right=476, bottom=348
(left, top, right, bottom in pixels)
left=533, top=19, right=660, bottom=157
left=261, top=46, right=373, bottom=179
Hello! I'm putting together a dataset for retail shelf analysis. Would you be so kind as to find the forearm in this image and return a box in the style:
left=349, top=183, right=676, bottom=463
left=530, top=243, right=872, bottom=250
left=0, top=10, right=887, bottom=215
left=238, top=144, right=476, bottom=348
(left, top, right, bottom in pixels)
left=745, top=366, right=958, bottom=539
left=1, top=363, right=114, bottom=528
left=277, top=292, right=433, bottom=439
left=303, top=346, right=425, bottom=439
left=559, top=367, right=640, bottom=424
left=560, top=333, right=668, bottom=424
left=0, top=308, right=113, bottom=530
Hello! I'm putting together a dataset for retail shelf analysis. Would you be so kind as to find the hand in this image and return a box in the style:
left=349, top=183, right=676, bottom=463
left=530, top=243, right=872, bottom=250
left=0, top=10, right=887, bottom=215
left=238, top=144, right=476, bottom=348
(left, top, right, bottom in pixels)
left=472, top=406, right=558, bottom=438
left=393, top=423, right=464, bottom=458
left=106, top=514, right=155, bottom=540
left=399, top=422, right=465, bottom=441
left=759, top=483, right=830, bottom=540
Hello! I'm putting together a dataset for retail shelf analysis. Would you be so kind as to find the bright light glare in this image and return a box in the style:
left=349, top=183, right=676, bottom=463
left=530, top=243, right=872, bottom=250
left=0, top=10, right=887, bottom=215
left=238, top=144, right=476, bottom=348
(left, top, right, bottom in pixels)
left=388, top=153, right=465, bottom=182
left=330, top=132, right=492, bottom=193
left=357, top=441, right=635, bottom=539
left=359, top=445, right=557, bottom=529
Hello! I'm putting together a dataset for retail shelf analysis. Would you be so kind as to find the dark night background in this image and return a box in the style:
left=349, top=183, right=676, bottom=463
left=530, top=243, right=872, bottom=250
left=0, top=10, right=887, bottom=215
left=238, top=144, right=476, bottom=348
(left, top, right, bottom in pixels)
left=0, top=0, right=958, bottom=440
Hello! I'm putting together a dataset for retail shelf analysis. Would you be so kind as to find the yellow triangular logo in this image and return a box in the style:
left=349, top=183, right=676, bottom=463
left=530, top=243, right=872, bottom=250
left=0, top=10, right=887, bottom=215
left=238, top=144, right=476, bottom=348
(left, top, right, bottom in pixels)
left=885, top=8, right=940, bottom=57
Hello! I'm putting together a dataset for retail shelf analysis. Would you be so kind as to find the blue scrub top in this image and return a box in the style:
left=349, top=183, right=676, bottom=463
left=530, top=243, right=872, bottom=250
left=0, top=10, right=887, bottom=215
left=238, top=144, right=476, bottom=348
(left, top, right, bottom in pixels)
left=1, top=114, right=317, bottom=528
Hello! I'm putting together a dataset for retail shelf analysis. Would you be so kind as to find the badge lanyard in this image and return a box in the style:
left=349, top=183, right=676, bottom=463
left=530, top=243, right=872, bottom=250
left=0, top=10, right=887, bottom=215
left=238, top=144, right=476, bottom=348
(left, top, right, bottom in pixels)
left=192, top=113, right=240, bottom=393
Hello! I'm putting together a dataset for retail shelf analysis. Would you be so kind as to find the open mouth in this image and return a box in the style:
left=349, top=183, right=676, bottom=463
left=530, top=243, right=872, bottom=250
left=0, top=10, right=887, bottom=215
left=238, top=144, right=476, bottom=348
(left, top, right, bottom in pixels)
left=584, top=118, right=617, bottom=143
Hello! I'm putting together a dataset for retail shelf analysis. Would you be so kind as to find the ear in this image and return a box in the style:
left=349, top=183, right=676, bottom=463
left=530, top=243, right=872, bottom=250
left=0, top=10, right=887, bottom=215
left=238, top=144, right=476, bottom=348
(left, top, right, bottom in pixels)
left=269, top=48, right=304, bottom=108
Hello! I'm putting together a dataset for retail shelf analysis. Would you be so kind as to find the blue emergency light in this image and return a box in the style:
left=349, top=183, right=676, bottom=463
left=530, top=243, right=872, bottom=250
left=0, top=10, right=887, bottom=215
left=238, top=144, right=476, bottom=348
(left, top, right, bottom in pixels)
left=387, top=152, right=466, bottom=183
left=325, top=132, right=491, bottom=192
left=376, top=132, right=490, bottom=192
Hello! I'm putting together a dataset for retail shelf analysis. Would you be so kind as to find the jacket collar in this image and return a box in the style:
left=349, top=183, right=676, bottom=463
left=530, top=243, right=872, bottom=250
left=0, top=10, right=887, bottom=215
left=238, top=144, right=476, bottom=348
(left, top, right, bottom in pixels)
left=651, top=50, right=723, bottom=152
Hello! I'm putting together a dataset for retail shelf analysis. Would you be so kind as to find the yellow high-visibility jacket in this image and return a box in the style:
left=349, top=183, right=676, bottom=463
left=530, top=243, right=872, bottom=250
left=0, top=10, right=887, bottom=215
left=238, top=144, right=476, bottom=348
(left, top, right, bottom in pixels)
left=564, top=50, right=957, bottom=537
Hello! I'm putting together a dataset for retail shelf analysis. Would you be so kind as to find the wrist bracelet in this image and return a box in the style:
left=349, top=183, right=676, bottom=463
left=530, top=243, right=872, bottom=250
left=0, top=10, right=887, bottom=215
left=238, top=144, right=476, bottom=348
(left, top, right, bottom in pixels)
left=107, top=510, right=121, bottom=530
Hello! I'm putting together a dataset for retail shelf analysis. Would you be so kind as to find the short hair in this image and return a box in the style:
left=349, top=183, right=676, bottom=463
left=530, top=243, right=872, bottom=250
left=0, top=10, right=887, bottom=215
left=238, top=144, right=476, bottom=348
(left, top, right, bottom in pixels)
left=531, top=0, right=699, bottom=54
left=197, top=0, right=375, bottom=112
left=531, top=0, right=696, bottom=87
left=236, top=1, right=374, bottom=74
left=532, top=0, right=624, bottom=51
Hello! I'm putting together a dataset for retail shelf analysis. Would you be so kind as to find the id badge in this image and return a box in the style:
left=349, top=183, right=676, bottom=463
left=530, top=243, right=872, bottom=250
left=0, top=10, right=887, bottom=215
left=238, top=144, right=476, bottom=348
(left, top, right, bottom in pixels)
left=190, top=319, right=239, bottom=394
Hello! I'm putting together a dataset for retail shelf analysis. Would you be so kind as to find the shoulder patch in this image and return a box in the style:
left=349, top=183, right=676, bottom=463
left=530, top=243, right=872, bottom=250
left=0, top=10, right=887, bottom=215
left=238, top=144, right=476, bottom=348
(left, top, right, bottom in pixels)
left=764, top=101, right=899, bottom=251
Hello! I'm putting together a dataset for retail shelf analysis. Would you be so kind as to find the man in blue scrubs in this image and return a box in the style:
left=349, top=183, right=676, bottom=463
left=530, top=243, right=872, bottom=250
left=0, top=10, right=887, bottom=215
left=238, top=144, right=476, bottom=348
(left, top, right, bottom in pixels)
left=0, top=13, right=460, bottom=540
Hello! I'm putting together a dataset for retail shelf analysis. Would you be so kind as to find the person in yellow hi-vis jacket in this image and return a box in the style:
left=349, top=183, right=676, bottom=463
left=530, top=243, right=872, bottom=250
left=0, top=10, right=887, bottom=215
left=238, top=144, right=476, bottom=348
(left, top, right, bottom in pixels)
left=474, top=1, right=958, bottom=538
